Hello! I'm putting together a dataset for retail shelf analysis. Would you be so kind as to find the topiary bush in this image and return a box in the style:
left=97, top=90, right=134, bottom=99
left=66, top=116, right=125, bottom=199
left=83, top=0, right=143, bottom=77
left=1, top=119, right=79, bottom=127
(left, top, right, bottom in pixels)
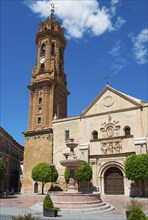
left=43, top=194, right=54, bottom=210
left=64, top=167, right=70, bottom=184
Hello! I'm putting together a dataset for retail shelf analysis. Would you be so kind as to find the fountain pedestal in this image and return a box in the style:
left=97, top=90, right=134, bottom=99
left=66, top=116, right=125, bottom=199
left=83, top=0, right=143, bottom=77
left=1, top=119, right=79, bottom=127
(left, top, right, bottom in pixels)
left=60, top=138, right=84, bottom=193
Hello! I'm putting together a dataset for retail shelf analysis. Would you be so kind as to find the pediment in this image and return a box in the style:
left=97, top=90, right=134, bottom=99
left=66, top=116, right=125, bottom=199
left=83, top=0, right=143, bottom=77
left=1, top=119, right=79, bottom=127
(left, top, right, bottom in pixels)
left=81, top=85, right=143, bottom=116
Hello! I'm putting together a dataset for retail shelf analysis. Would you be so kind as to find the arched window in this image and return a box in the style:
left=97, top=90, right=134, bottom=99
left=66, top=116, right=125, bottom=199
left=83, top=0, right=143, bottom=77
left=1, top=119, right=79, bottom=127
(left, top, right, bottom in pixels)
left=40, top=63, right=45, bottom=72
left=2, top=141, right=5, bottom=151
left=41, top=43, right=46, bottom=55
left=51, top=43, right=55, bottom=55
left=51, top=24, right=54, bottom=30
left=92, top=131, right=98, bottom=140
left=37, top=117, right=41, bottom=125
left=38, top=97, right=42, bottom=105
left=124, top=126, right=131, bottom=136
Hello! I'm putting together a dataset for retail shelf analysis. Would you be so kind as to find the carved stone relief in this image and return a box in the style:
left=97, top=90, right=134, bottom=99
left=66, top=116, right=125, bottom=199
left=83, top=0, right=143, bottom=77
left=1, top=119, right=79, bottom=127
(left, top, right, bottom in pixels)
left=100, top=115, right=122, bottom=154
left=100, top=114, right=121, bottom=138
left=101, top=141, right=122, bottom=154
left=103, top=96, right=114, bottom=107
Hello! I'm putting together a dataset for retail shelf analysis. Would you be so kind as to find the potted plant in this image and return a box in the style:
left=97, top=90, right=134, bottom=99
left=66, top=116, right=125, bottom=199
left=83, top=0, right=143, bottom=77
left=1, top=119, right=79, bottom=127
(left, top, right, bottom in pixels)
left=43, top=193, right=59, bottom=217
left=125, top=201, right=147, bottom=220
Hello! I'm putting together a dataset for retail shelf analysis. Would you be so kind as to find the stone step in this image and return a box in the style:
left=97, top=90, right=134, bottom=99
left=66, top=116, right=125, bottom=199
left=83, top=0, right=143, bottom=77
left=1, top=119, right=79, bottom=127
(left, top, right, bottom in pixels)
left=31, top=202, right=115, bottom=214
left=60, top=203, right=115, bottom=213
left=54, top=201, right=106, bottom=209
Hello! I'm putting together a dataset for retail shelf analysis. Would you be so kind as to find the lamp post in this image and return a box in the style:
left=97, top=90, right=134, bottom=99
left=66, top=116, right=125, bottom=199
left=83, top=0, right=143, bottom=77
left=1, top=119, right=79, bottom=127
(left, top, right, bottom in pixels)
left=49, top=164, right=55, bottom=188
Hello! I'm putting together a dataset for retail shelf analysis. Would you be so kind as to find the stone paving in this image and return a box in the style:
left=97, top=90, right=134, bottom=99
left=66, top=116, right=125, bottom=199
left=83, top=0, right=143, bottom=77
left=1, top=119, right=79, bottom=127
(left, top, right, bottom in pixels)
left=0, top=193, right=147, bottom=220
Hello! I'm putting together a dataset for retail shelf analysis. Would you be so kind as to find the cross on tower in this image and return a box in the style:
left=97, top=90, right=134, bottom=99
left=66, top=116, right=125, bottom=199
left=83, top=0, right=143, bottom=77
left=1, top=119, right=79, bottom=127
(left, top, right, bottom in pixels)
left=104, top=75, right=110, bottom=85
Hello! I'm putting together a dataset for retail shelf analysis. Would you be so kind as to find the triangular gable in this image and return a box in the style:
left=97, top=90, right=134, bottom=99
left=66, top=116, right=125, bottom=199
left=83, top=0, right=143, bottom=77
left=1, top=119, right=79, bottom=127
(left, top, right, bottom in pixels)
left=81, top=85, right=143, bottom=117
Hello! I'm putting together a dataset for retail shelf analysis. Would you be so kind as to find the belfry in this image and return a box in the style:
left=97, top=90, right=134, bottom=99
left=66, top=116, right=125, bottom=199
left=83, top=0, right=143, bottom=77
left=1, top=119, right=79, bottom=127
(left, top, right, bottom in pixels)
left=22, top=4, right=69, bottom=192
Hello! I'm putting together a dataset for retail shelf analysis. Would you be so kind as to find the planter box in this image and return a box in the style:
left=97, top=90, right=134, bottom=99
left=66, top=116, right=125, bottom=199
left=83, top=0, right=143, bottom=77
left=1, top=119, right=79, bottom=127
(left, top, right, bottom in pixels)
left=43, top=208, right=58, bottom=217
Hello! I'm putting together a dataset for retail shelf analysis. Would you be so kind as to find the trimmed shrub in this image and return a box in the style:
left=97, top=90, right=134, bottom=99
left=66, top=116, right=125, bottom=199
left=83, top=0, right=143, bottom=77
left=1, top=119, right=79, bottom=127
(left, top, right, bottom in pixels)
left=64, top=167, right=70, bottom=184
left=127, top=202, right=147, bottom=220
left=43, top=194, right=54, bottom=210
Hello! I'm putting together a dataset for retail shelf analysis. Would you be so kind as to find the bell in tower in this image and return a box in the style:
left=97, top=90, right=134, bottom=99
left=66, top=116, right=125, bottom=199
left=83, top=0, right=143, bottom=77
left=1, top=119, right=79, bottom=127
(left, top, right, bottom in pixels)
left=22, top=3, right=69, bottom=192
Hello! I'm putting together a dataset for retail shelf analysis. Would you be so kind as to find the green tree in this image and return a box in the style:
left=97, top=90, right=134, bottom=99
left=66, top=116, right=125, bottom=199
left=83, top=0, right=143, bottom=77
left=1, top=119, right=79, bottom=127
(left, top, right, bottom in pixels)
left=64, top=162, right=92, bottom=183
left=75, top=162, right=93, bottom=183
left=0, top=157, right=6, bottom=181
left=124, top=154, right=148, bottom=196
left=32, top=163, right=58, bottom=194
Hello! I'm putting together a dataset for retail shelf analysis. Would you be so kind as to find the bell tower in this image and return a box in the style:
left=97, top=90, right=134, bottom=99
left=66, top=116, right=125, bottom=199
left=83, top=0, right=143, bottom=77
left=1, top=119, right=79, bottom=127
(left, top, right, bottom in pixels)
left=22, top=4, right=69, bottom=192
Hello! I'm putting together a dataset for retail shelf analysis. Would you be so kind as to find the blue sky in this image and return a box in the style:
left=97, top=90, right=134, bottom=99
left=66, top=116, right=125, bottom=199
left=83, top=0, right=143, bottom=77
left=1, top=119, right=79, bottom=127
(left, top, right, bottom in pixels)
left=1, top=0, right=148, bottom=145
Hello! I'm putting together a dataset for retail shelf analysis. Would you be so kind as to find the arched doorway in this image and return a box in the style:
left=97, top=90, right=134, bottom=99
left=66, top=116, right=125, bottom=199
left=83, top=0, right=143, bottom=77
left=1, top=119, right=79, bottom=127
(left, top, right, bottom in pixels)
left=104, top=167, right=124, bottom=194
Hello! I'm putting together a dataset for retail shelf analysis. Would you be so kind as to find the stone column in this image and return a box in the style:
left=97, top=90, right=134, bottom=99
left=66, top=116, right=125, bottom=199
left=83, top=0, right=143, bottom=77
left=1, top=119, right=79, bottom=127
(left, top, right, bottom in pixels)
left=90, top=158, right=98, bottom=190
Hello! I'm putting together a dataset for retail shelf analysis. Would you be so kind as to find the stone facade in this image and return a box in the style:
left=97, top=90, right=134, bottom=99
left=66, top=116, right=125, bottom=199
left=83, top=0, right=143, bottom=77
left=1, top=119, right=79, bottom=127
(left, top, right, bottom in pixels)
left=0, top=127, right=24, bottom=193
left=52, top=86, right=148, bottom=195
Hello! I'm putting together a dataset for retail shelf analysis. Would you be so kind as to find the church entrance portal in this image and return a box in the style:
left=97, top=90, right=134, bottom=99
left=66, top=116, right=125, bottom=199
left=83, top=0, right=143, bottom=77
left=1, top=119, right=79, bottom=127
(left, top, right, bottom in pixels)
left=104, top=167, right=124, bottom=194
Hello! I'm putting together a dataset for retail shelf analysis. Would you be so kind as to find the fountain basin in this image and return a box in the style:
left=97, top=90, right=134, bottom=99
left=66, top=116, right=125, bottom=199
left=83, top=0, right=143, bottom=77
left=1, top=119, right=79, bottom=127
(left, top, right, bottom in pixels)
left=60, top=159, right=84, bottom=167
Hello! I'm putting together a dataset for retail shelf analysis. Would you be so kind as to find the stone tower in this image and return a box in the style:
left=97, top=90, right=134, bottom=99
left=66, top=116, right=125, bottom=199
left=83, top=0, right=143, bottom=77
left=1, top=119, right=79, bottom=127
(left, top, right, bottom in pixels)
left=22, top=5, right=69, bottom=192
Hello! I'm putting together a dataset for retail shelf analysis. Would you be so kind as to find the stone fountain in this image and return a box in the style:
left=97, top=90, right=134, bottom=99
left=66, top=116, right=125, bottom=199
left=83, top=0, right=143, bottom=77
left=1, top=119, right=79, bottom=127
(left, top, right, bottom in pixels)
left=60, top=137, right=84, bottom=193
left=50, top=138, right=114, bottom=212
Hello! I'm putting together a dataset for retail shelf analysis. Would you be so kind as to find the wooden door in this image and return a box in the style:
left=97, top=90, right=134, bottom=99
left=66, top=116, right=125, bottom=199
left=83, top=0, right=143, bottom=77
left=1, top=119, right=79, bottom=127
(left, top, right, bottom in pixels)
left=104, top=167, right=124, bottom=194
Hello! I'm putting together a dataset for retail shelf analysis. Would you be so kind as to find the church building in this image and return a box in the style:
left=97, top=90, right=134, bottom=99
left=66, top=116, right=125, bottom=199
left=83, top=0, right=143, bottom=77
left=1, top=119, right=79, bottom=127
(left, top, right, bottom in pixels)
left=22, top=5, right=148, bottom=195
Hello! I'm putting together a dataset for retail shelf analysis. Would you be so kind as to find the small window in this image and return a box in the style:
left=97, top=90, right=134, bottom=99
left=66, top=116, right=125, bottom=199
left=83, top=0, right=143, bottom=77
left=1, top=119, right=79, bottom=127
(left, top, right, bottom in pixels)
left=40, top=63, right=45, bottom=72
left=2, top=141, right=5, bottom=151
left=92, top=131, right=98, bottom=140
left=51, top=24, right=54, bottom=30
left=65, top=130, right=70, bottom=140
left=37, top=117, right=41, bottom=124
left=60, top=48, right=63, bottom=59
left=51, top=43, right=55, bottom=55
left=41, top=43, right=45, bottom=55
left=124, top=127, right=131, bottom=136
left=38, top=107, right=42, bottom=113
left=38, top=97, right=42, bottom=105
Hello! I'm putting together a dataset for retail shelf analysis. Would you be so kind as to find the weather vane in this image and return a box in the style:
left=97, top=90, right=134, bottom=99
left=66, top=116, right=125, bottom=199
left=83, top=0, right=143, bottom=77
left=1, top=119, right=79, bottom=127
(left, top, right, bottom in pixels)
left=51, top=2, right=55, bottom=14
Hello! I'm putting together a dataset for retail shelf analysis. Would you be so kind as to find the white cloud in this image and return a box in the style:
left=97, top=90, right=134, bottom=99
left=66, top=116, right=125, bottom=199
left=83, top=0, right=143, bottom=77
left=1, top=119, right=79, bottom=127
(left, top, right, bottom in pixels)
left=110, top=56, right=127, bottom=74
left=108, top=40, right=121, bottom=56
left=108, top=40, right=127, bottom=74
left=114, top=16, right=126, bottom=29
left=25, top=0, right=125, bottom=39
left=132, top=29, right=148, bottom=64
left=111, top=0, right=119, bottom=5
